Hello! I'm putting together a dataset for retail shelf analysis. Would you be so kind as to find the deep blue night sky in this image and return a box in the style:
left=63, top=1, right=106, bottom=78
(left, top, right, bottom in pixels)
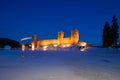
left=0, top=0, right=120, bottom=45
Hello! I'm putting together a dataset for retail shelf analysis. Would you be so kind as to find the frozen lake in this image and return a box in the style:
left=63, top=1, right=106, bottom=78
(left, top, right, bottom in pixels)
left=0, top=47, right=120, bottom=80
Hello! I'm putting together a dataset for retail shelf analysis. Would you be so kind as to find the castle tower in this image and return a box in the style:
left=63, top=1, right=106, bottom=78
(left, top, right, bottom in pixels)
left=32, top=35, right=38, bottom=48
left=71, top=30, right=79, bottom=44
left=58, top=31, right=64, bottom=45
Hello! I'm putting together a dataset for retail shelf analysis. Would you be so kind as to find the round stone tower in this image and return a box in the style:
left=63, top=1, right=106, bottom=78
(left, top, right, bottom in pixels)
left=58, top=31, right=64, bottom=45
left=32, top=35, right=38, bottom=48
left=71, top=30, right=79, bottom=44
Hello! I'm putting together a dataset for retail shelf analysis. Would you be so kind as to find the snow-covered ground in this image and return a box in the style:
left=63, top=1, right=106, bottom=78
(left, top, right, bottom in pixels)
left=0, top=47, right=120, bottom=80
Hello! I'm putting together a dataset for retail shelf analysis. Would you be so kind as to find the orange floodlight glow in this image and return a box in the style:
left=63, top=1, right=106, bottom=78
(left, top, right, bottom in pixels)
left=79, top=42, right=87, bottom=47
left=81, top=43, right=87, bottom=46
left=62, top=45, right=66, bottom=48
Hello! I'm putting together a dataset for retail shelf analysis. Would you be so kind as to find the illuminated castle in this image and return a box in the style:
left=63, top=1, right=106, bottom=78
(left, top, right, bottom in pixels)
left=31, top=30, right=79, bottom=48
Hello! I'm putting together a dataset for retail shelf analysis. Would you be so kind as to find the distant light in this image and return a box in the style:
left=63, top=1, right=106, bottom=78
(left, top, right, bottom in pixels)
left=59, top=44, right=71, bottom=48
left=31, top=43, right=35, bottom=51
left=61, top=45, right=66, bottom=48
left=43, top=46, right=48, bottom=51
left=81, top=43, right=87, bottom=46
left=66, top=44, right=71, bottom=47
left=53, top=44, right=57, bottom=47
left=22, top=44, right=25, bottom=51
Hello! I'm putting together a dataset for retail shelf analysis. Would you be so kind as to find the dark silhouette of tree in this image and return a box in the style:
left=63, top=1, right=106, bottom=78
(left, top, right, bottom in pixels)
left=111, top=16, right=119, bottom=46
left=102, top=21, right=112, bottom=47
left=102, top=16, right=119, bottom=48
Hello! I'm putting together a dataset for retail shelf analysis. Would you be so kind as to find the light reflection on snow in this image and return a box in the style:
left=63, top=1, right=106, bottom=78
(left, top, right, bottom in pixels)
left=80, top=48, right=85, bottom=51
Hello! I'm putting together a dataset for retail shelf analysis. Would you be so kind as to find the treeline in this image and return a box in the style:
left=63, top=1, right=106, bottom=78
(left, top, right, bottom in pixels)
left=0, top=38, right=21, bottom=48
left=102, top=16, right=119, bottom=47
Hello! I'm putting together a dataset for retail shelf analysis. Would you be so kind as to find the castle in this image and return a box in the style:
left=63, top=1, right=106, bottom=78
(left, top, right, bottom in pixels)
left=21, top=29, right=88, bottom=51
left=31, top=29, right=81, bottom=49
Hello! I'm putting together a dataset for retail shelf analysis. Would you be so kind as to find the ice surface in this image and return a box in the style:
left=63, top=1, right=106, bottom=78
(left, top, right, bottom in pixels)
left=0, top=47, right=120, bottom=80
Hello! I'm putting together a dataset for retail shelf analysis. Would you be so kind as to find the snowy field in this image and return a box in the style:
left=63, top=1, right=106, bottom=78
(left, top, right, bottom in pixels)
left=0, top=47, right=120, bottom=80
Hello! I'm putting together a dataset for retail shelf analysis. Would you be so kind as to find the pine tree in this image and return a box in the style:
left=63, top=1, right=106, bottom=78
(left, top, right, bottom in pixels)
left=102, top=21, right=111, bottom=47
left=111, top=16, right=119, bottom=46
